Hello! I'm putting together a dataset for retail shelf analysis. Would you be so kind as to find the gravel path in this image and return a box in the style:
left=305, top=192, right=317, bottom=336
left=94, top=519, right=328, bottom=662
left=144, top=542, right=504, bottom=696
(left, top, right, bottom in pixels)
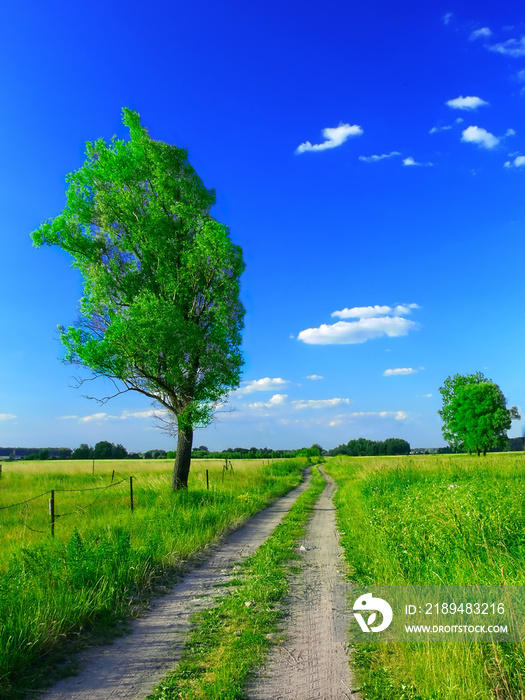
left=245, top=469, right=357, bottom=700
left=39, top=471, right=312, bottom=700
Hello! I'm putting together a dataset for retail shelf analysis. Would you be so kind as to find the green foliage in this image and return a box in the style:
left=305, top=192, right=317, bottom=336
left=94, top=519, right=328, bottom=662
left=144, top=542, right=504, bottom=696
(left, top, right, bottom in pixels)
left=329, top=436, right=410, bottom=457
left=438, top=373, right=518, bottom=455
left=438, top=372, right=489, bottom=449
left=31, top=108, right=245, bottom=488
left=71, top=443, right=93, bottom=460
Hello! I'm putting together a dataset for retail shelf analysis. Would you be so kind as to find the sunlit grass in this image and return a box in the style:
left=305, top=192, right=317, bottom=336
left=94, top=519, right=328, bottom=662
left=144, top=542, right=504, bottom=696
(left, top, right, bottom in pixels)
left=325, top=453, right=525, bottom=700
left=0, top=457, right=308, bottom=699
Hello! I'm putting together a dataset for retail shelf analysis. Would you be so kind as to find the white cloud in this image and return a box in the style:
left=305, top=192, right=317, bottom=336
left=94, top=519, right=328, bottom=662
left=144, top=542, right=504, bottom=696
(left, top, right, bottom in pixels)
left=235, top=377, right=291, bottom=395
left=470, top=27, right=492, bottom=40
left=0, top=413, right=16, bottom=421
left=328, top=410, right=409, bottom=426
left=443, top=12, right=454, bottom=25
left=296, top=123, right=363, bottom=154
left=403, top=157, right=433, bottom=167
left=506, top=128, right=516, bottom=137
left=429, top=125, right=453, bottom=134
left=332, top=304, right=418, bottom=319
left=298, top=316, right=419, bottom=345
left=383, top=367, right=418, bottom=376
left=300, top=304, right=420, bottom=345
left=306, top=374, right=324, bottom=380
left=488, top=36, right=525, bottom=57
left=517, top=69, right=525, bottom=82
left=120, top=409, right=166, bottom=419
left=75, top=408, right=167, bottom=423
left=292, top=398, right=351, bottom=410
left=79, top=412, right=109, bottom=423
left=359, top=151, right=400, bottom=163
left=504, top=155, right=525, bottom=168
left=248, top=393, right=288, bottom=409
left=446, top=96, right=489, bottom=110
left=461, top=126, right=499, bottom=149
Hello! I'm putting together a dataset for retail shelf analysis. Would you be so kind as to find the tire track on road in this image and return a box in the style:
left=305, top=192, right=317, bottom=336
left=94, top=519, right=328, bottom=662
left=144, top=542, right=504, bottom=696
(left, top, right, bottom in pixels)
left=245, top=469, right=358, bottom=700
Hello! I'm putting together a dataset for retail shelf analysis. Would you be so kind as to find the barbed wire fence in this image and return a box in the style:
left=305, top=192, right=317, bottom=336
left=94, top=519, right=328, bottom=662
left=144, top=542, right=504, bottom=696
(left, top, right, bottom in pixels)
left=0, top=458, right=237, bottom=537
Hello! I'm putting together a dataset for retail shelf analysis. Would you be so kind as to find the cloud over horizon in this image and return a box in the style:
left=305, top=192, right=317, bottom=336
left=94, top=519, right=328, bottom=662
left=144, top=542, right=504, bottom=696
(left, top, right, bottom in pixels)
left=296, top=123, right=363, bottom=154
left=235, top=377, right=291, bottom=395
left=247, top=393, right=288, bottom=409
left=292, top=398, right=351, bottom=410
left=328, top=410, right=409, bottom=426
left=383, top=367, right=418, bottom=376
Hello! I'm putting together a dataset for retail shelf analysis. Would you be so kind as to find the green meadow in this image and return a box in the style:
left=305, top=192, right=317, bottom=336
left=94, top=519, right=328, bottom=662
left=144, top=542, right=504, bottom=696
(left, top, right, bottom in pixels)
left=326, top=453, right=525, bottom=700
left=0, top=457, right=308, bottom=698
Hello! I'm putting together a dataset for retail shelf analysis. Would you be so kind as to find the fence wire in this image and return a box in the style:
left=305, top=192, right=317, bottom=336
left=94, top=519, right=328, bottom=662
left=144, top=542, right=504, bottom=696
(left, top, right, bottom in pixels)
left=0, top=477, right=128, bottom=514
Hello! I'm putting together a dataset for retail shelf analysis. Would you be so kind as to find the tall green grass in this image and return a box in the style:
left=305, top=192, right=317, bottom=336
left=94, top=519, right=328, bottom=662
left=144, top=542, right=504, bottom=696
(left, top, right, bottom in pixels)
left=0, top=457, right=309, bottom=699
left=325, top=453, right=525, bottom=700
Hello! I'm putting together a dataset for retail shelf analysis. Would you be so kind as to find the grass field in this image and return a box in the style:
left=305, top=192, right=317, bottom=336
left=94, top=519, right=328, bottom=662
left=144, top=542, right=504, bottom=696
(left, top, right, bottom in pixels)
left=325, top=453, right=525, bottom=700
left=0, top=457, right=310, bottom=698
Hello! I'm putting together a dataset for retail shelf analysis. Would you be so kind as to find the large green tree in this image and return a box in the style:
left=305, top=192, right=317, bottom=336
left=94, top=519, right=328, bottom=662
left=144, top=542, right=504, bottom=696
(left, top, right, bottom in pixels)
left=32, top=109, right=245, bottom=489
left=438, top=372, right=492, bottom=450
left=438, top=373, right=519, bottom=455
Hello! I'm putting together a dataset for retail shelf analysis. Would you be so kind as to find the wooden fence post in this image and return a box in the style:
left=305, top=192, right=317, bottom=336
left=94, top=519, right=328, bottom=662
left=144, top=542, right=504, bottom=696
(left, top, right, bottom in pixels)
left=206, top=469, right=209, bottom=490
left=49, top=490, right=55, bottom=537
left=111, top=469, right=115, bottom=483
left=92, top=459, right=95, bottom=475
left=130, top=476, right=134, bottom=512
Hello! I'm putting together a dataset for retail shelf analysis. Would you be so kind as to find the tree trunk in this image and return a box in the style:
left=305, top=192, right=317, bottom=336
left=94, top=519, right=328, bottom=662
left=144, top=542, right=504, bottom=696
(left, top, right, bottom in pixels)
left=172, top=426, right=193, bottom=490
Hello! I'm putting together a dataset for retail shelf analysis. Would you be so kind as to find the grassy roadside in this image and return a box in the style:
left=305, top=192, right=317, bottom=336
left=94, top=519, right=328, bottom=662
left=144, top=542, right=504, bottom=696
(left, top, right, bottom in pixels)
left=147, top=466, right=326, bottom=700
left=0, top=458, right=312, bottom=699
left=325, top=454, right=525, bottom=700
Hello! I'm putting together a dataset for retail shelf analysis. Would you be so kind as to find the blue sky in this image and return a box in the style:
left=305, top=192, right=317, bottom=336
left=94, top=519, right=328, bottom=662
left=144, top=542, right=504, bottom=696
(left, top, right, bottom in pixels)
left=2, top=0, right=525, bottom=452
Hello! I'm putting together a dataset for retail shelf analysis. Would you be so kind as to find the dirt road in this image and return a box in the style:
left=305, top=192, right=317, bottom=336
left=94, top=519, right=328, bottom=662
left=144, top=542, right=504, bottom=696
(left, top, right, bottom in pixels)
left=39, top=472, right=313, bottom=700
left=245, top=470, right=357, bottom=699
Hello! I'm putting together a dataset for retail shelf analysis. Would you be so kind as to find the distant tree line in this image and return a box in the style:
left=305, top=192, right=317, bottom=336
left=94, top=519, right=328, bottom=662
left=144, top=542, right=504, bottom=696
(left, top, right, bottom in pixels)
left=185, top=444, right=324, bottom=460
left=0, top=443, right=324, bottom=461
left=1, top=442, right=143, bottom=461
left=328, top=437, right=410, bottom=457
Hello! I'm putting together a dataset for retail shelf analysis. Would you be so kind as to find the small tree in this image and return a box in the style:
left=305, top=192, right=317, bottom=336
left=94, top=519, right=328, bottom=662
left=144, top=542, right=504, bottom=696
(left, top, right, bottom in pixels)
left=438, top=372, right=488, bottom=450
left=32, top=109, right=245, bottom=489
left=439, top=373, right=520, bottom=455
